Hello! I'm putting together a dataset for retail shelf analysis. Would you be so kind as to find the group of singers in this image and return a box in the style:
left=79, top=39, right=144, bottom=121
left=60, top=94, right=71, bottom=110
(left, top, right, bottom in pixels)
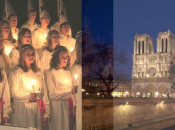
left=0, top=0, right=82, bottom=130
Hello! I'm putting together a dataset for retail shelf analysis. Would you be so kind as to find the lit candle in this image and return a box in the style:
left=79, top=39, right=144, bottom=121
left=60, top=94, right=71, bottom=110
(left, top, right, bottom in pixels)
left=74, top=74, right=78, bottom=86
left=32, top=79, right=35, bottom=93
left=44, top=33, right=47, bottom=39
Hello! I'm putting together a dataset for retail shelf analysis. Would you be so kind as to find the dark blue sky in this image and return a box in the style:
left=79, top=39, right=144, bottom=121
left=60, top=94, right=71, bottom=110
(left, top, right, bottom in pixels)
left=82, top=0, right=113, bottom=43
left=114, top=0, right=175, bottom=77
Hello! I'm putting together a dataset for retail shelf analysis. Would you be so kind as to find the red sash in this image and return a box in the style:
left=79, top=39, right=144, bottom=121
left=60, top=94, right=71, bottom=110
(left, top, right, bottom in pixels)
left=29, top=99, right=46, bottom=130
left=68, top=98, right=73, bottom=130
left=0, top=98, right=4, bottom=122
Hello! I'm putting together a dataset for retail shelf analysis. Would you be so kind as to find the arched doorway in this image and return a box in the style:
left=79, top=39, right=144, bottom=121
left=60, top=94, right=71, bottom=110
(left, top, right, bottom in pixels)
left=145, top=84, right=156, bottom=98
left=135, top=86, right=143, bottom=97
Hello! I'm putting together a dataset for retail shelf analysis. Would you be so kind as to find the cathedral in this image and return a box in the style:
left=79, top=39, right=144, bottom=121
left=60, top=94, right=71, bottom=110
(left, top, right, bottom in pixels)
left=132, top=30, right=175, bottom=98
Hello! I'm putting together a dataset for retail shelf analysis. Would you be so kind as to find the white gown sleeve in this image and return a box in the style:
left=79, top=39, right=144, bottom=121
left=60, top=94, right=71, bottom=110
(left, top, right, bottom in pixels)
left=8, top=70, right=30, bottom=103
left=2, top=69, right=11, bottom=118
left=44, top=70, right=72, bottom=100
left=9, top=49, right=18, bottom=67
left=39, top=50, right=47, bottom=71
left=32, top=31, right=38, bottom=49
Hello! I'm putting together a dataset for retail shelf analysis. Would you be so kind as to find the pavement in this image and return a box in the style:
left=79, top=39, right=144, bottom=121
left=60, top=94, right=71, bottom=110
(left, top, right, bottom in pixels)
left=112, top=114, right=175, bottom=130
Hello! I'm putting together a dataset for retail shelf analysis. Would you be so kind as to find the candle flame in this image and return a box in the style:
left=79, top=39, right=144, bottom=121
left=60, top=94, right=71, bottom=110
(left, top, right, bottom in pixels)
left=32, top=79, right=35, bottom=85
left=75, top=74, right=78, bottom=80
left=44, top=33, right=47, bottom=38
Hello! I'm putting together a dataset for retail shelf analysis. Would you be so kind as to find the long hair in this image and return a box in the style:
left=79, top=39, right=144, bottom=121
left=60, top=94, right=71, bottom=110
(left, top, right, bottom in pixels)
left=75, top=31, right=82, bottom=65
left=50, top=45, right=70, bottom=70
left=46, top=30, right=59, bottom=52
left=0, top=20, right=14, bottom=43
left=17, top=28, right=31, bottom=50
left=19, top=44, right=38, bottom=72
left=0, top=32, right=10, bottom=75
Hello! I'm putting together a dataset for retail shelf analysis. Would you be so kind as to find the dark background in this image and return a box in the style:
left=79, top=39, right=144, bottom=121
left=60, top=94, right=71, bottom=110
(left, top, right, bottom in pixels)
left=0, top=0, right=81, bottom=38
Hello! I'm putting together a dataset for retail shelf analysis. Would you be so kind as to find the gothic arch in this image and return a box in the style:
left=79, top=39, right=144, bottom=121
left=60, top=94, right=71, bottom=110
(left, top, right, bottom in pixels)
left=158, top=85, right=167, bottom=94
left=135, top=85, right=143, bottom=93
left=145, top=84, right=156, bottom=93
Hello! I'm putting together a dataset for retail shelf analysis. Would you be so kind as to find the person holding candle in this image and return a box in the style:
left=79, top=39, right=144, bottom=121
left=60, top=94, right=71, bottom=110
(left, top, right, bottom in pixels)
left=0, top=20, right=16, bottom=56
left=32, top=1, right=50, bottom=51
left=0, top=34, right=11, bottom=124
left=39, top=30, right=60, bottom=71
left=59, top=22, right=75, bottom=53
left=0, top=32, right=11, bottom=76
left=70, top=31, right=82, bottom=130
left=44, top=45, right=76, bottom=130
left=9, top=28, right=40, bottom=68
left=9, top=44, right=50, bottom=130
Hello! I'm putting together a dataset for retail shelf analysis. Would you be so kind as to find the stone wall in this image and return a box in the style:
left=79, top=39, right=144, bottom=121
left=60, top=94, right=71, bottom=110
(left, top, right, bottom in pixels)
left=82, top=98, right=175, bottom=130
left=82, top=99, right=113, bottom=130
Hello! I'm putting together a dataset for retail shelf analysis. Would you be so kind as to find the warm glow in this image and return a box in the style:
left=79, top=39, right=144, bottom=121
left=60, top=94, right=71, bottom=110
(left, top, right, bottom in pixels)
left=82, top=89, right=85, bottom=92
left=125, top=91, right=129, bottom=94
left=32, top=79, right=35, bottom=85
left=44, top=33, right=47, bottom=38
left=86, top=93, right=89, bottom=95
left=74, top=74, right=78, bottom=80
left=32, top=79, right=35, bottom=93
left=71, top=47, right=74, bottom=52
left=155, top=92, right=159, bottom=96
left=97, top=93, right=100, bottom=96
left=5, top=47, right=13, bottom=56
left=136, top=92, right=140, bottom=95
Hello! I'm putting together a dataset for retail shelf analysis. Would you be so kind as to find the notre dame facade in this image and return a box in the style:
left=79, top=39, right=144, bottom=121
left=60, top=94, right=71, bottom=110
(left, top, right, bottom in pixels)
left=132, top=30, right=175, bottom=98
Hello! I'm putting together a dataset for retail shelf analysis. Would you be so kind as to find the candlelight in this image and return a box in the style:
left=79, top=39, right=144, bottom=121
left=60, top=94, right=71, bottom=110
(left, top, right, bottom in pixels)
left=82, top=89, right=85, bottom=92
left=32, top=79, right=35, bottom=93
left=71, top=47, right=74, bottom=52
left=75, top=74, right=78, bottom=80
left=44, top=33, right=47, bottom=38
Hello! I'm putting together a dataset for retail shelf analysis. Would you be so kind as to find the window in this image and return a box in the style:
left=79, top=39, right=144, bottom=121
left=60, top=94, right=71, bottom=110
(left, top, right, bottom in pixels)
left=138, top=41, right=140, bottom=54
left=162, top=39, right=164, bottom=52
left=165, top=39, right=168, bottom=52
left=142, top=41, right=144, bottom=53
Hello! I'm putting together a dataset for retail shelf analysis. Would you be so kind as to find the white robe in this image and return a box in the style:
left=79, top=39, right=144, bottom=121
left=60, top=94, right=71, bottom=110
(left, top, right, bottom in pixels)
left=32, top=27, right=49, bottom=50
left=4, top=40, right=16, bottom=56
left=0, top=55, right=11, bottom=76
left=70, top=49, right=76, bottom=67
left=9, top=48, right=41, bottom=69
left=39, top=48, right=52, bottom=71
left=9, top=66, right=50, bottom=129
left=50, top=22, right=72, bottom=36
left=20, top=21, right=39, bottom=32
left=0, top=69, right=11, bottom=123
left=11, top=28, right=19, bottom=41
left=59, top=34, right=76, bottom=53
left=44, top=68, right=72, bottom=130
left=70, top=64, right=82, bottom=130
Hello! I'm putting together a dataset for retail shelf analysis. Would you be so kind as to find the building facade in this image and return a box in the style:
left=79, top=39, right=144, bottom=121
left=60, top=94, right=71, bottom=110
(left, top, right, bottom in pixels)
left=132, top=30, right=175, bottom=98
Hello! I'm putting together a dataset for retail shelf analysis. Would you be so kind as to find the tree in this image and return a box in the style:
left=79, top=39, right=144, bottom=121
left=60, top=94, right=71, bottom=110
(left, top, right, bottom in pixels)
left=82, top=40, right=129, bottom=96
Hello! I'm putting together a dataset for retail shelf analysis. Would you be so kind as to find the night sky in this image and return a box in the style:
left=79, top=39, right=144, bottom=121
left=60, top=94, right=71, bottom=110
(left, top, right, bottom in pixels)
left=114, top=0, right=175, bottom=78
left=0, top=0, right=81, bottom=38
left=82, top=0, right=113, bottom=43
